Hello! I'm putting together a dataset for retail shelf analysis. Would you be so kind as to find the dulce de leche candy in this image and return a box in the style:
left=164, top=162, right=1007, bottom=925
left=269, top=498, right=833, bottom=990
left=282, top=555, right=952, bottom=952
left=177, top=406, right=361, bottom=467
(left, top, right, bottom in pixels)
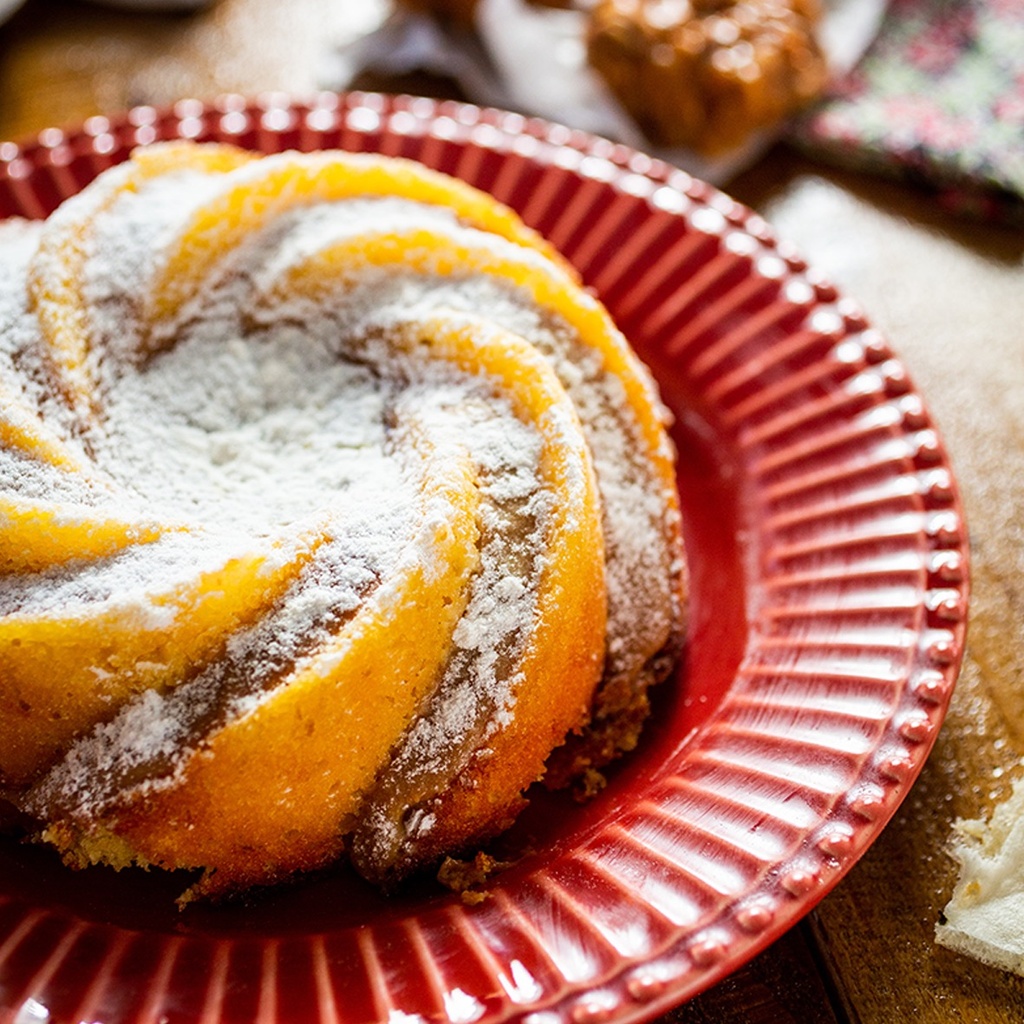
left=588, top=0, right=828, bottom=154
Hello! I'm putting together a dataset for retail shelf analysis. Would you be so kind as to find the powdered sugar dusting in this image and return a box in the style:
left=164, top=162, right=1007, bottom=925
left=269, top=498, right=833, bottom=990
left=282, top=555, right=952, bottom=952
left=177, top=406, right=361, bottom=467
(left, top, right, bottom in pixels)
left=2, top=147, right=683, bottom=888
left=12, top=158, right=566, bottom=829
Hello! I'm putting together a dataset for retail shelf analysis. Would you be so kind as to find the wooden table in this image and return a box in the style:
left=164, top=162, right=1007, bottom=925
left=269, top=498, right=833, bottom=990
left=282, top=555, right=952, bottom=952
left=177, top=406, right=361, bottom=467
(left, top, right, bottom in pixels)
left=2, top=1, right=1023, bottom=1021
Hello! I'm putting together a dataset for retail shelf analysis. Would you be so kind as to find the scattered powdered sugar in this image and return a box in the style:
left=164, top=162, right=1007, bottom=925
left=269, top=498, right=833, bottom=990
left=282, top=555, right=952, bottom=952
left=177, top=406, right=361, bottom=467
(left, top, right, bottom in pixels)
left=0, top=529, right=249, bottom=624
left=34, top=383, right=547, bottom=817
left=347, top=383, right=556, bottom=870
left=94, top=322, right=393, bottom=534
left=32, top=495, right=417, bottom=814
left=17, top=172, right=571, bottom=828
left=0, top=219, right=43, bottom=370
left=401, top=384, right=549, bottom=721
left=86, top=169, right=231, bottom=340
left=0, top=219, right=86, bottom=449
left=0, top=445, right=108, bottom=506
left=255, top=232, right=678, bottom=682
left=252, top=197, right=464, bottom=291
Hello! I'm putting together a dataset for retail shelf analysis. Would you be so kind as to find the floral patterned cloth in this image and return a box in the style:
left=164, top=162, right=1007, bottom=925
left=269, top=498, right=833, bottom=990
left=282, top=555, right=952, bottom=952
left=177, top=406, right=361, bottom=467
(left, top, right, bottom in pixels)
left=795, top=0, right=1024, bottom=224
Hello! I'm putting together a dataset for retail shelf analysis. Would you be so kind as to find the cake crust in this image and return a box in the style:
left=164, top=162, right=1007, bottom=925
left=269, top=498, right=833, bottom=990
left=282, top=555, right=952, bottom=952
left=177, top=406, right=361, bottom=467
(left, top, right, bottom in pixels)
left=0, top=142, right=687, bottom=898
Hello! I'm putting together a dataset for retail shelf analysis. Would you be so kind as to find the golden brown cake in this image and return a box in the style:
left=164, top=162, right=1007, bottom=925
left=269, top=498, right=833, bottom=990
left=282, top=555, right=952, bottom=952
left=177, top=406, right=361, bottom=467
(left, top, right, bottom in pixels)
left=0, top=142, right=685, bottom=899
left=587, top=0, right=828, bottom=154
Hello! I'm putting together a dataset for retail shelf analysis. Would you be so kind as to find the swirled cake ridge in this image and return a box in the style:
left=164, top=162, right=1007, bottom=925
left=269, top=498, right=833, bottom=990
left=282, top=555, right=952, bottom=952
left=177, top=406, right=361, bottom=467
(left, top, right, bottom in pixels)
left=0, top=142, right=686, bottom=899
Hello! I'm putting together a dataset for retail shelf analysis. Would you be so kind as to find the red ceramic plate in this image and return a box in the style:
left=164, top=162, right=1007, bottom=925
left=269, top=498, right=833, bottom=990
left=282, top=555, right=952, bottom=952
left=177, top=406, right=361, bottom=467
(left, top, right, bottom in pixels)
left=0, top=93, right=968, bottom=1024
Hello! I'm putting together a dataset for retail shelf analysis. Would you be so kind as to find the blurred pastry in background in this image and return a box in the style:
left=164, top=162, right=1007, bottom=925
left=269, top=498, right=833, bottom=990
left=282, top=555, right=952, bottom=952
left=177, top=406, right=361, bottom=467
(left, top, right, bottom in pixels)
left=82, top=0, right=216, bottom=9
left=396, top=0, right=573, bottom=27
left=587, top=0, right=828, bottom=154
left=395, top=0, right=481, bottom=23
left=391, top=0, right=829, bottom=158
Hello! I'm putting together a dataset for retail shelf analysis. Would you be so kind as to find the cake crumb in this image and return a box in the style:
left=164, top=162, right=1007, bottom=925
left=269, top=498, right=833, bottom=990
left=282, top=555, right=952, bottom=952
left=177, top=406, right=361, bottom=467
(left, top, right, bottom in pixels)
left=437, top=850, right=510, bottom=903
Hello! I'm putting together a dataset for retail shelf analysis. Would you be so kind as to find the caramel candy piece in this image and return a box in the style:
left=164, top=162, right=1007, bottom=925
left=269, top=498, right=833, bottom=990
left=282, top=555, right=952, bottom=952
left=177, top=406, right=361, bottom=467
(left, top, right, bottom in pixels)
left=588, top=0, right=828, bottom=154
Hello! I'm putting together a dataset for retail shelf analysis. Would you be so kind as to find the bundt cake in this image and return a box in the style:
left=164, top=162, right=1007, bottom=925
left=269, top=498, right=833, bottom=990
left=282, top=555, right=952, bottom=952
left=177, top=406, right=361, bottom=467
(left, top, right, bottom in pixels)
left=0, top=141, right=686, bottom=899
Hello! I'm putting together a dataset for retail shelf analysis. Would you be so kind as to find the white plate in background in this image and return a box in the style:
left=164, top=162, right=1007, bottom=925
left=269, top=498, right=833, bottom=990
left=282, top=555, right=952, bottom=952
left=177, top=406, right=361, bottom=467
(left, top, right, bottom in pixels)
left=327, top=0, right=888, bottom=184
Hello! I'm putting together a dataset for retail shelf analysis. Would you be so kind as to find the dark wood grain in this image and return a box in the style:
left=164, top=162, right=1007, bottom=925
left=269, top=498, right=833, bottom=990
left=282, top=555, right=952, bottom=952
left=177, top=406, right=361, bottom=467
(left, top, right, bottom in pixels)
left=673, top=923, right=844, bottom=1024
